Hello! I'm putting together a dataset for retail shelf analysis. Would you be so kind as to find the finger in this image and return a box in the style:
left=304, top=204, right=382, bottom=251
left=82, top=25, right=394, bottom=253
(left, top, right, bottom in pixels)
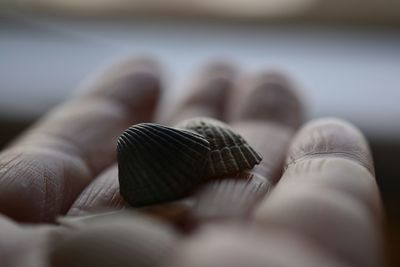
left=51, top=211, right=179, bottom=267
left=0, top=58, right=161, bottom=222
left=0, top=214, right=58, bottom=267
left=68, top=61, right=236, bottom=216
left=161, top=61, right=237, bottom=125
left=166, top=224, right=350, bottom=267
left=191, top=71, right=304, bottom=221
left=230, top=71, right=304, bottom=181
left=254, top=118, right=384, bottom=267
left=67, top=166, right=125, bottom=216
left=13, top=57, right=161, bottom=175
left=229, top=71, right=304, bottom=128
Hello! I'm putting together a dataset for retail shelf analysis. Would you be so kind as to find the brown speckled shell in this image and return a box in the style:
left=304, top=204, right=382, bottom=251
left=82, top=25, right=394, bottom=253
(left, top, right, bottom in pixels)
left=176, top=117, right=262, bottom=178
left=117, top=123, right=210, bottom=206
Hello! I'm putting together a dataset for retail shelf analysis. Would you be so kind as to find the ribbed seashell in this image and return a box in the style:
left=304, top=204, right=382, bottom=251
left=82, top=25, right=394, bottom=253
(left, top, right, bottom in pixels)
left=51, top=211, right=178, bottom=267
left=176, top=117, right=263, bottom=178
left=117, top=123, right=210, bottom=207
left=191, top=171, right=270, bottom=221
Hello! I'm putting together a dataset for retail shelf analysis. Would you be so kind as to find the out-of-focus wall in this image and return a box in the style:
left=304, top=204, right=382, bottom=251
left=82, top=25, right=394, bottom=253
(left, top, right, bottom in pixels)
left=3, top=0, right=400, bottom=24
left=1, top=14, right=400, bottom=139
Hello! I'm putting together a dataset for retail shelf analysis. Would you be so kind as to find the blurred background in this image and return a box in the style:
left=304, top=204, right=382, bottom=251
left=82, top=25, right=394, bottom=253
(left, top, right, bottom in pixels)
left=0, top=0, right=399, bottom=266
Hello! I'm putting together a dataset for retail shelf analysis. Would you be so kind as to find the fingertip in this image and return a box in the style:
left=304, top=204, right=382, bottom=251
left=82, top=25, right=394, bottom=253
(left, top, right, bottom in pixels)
left=162, top=60, right=238, bottom=125
left=187, top=60, right=237, bottom=109
left=286, top=117, right=374, bottom=175
left=197, top=60, right=238, bottom=79
left=228, top=70, right=305, bottom=129
left=77, top=56, right=162, bottom=118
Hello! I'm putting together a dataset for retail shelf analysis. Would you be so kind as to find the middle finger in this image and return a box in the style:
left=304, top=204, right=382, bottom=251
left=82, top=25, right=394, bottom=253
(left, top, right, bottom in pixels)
left=191, top=71, right=304, bottom=221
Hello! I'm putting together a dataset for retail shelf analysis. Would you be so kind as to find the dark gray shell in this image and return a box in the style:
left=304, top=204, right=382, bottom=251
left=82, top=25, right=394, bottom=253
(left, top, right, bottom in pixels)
left=117, top=123, right=210, bottom=207
left=176, top=117, right=262, bottom=178
left=192, top=172, right=270, bottom=220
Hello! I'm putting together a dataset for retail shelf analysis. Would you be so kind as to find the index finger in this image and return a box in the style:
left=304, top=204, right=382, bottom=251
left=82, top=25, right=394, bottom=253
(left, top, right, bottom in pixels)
left=0, top=58, right=161, bottom=222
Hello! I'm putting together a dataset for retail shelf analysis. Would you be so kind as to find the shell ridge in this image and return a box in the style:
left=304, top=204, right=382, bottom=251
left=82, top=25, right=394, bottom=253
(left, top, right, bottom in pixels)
left=177, top=118, right=262, bottom=178
left=131, top=126, right=206, bottom=170
left=140, top=124, right=210, bottom=159
left=244, top=144, right=263, bottom=166
left=244, top=144, right=262, bottom=163
left=130, top=127, right=196, bottom=197
left=122, top=128, right=179, bottom=204
left=214, top=126, right=235, bottom=174
left=145, top=124, right=210, bottom=152
left=210, top=124, right=224, bottom=149
left=219, top=124, right=237, bottom=147
left=210, top=150, right=225, bottom=176
left=136, top=125, right=208, bottom=182
left=156, top=124, right=210, bottom=148
left=222, top=147, right=241, bottom=173
left=124, top=131, right=166, bottom=204
left=246, top=144, right=263, bottom=164
left=238, top=145, right=252, bottom=169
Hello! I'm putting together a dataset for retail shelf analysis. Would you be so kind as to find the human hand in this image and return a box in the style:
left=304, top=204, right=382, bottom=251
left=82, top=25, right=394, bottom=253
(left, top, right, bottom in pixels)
left=0, top=58, right=383, bottom=267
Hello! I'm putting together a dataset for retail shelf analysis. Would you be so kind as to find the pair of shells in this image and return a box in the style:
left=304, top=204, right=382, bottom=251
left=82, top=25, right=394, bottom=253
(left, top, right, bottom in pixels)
left=118, top=117, right=262, bottom=207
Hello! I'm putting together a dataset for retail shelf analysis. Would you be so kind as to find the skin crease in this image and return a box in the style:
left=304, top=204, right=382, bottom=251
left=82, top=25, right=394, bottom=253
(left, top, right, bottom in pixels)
left=0, top=58, right=384, bottom=267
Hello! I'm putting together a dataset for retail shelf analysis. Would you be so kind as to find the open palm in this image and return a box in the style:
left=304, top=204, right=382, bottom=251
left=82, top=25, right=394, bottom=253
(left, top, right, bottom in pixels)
left=0, top=58, right=383, bottom=267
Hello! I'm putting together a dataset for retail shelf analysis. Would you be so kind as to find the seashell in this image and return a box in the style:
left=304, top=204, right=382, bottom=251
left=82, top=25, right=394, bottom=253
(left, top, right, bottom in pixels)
left=51, top=211, right=178, bottom=267
left=176, top=117, right=263, bottom=178
left=117, top=123, right=210, bottom=207
left=191, top=171, right=270, bottom=221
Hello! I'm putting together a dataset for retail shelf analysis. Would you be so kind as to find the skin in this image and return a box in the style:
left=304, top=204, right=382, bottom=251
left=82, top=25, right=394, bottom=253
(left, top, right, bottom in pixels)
left=0, top=58, right=384, bottom=267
